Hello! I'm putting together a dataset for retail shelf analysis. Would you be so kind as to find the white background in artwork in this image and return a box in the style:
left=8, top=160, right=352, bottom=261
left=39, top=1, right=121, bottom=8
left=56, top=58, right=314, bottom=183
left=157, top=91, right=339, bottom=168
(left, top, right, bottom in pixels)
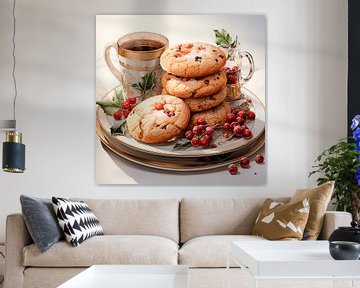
left=0, top=0, right=347, bottom=241
left=96, top=15, right=266, bottom=184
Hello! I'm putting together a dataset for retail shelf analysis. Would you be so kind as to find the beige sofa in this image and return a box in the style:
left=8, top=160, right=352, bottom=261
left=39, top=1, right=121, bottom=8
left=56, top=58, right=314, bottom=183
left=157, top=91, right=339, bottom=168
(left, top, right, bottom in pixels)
left=4, top=198, right=352, bottom=288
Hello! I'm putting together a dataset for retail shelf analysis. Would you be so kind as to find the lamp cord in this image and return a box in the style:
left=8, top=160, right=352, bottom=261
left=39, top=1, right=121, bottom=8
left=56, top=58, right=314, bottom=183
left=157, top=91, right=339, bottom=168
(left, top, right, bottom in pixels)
left=12, top=0, right=17, bottom=129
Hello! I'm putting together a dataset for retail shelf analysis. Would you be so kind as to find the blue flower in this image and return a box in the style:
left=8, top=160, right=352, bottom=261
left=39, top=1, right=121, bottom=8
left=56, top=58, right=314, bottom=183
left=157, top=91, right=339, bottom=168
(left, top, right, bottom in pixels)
left=352, top=115, right=360, bottom=130
left=353, top=128, right=360, bottom=142
left=357, top=142, right=360, bottom=152
left=356, top=167, right=360, bottom=186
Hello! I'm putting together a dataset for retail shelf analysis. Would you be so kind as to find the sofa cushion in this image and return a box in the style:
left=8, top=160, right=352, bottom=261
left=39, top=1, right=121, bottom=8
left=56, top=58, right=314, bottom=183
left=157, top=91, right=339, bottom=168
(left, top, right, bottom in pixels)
left=52, top=197, right=104, bottom=247
left=180, top=198, right=288, bottom=243
left=23, top=235, right=178, bottom=267
left=72, top=199, right=179, bottom=243
left=179, top=235, right=267, bottom=268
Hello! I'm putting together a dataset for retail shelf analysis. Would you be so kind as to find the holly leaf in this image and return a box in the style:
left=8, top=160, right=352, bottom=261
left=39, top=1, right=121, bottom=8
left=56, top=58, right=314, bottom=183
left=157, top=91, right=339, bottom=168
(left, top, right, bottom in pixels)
left=131, top=71, right=155, bottom=92
left=96, top=89, right=123, bottom=116
left=173, top=138, right=191, bottom=150
left=214, top=29, right=233, bottom=48
left=110, top=119, right=128, bottom=135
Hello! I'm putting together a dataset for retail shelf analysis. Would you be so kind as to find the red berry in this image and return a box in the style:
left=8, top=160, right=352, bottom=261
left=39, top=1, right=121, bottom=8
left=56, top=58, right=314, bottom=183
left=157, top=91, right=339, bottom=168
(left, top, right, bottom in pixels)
left=205, top=126, right=214, bottom=137
left=236, top=117, right=244, bottom=125
left=113, top=109, right=122, bottom=120
left=122, top=100, right=131, bottom=110
left=223, top=123, right=231, bottom=130
left=199, top=137, right=209, bottom=147
left=191, top=137, right=199, bottom=146
left=227, top=74, right=236, bottom=84
left=155, top=102, right=164, bottom=110
left=185, top=130, right=194, bottom=140
left=193, top=125, right=203, bottom=136
left=228, top=164, right=238, bottom=175
left=233, top=125, right=243, bottom=136
left=237, top=111, right=247, bottom=118
left=230, top=121, right=238, bottom=129
left=255, top=154, right=265, bottom=164
left=227, top=114, right=236, bottom=123
left=232, top=108, right=240, bottom=116
left=232, top=65, right=239, bottom=72
left=240, top=157, right=250, bottom=169
left=123, top=110, right=130, bottom=118
left=247, top=111, right=256, bottom=120
left=196, top=118, right=207, bottom=125
left=243, top=129, right=253, bottom=139
left=224, top=67, right=231, bottom=73
left=129, top=97, right=137, bottom=104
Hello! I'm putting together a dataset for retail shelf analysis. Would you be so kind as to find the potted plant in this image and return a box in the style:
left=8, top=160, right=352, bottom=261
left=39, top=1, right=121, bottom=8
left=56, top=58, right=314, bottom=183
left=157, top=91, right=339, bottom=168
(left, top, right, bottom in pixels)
left=309, top=115, right=360, bottom=222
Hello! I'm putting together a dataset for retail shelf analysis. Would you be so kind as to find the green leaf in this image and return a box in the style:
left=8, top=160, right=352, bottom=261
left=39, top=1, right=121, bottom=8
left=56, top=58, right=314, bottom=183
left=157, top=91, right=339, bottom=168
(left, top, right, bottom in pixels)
left=214, top=29, right=234, bottom=48
left=173, top=138, right=191, bottom=150
left=110, top=119, right=128, bottom=135
left=131, top=71, right=155, bottom=93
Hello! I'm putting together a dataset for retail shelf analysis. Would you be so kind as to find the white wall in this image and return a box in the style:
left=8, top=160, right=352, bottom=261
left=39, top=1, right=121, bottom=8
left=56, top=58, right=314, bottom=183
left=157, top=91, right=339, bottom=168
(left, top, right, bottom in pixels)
left=0, top=0, right=347, bottom=242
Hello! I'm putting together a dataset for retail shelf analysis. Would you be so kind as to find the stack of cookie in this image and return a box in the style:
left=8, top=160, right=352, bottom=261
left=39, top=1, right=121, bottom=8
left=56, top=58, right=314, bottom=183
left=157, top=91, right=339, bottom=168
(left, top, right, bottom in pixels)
left=160, top=42, right=231, bottom=128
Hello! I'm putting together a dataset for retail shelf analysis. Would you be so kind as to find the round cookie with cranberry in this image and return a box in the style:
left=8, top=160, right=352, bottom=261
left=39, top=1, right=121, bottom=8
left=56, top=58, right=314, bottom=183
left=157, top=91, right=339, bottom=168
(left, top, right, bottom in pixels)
left=162, top=70, right=227, bottom=99
left=184, top=88, right=226, bottom=112
left=188, top=101, right=231, bottom=129
left=160, top=42, right=226, bottom=78
left=127, top=95, right=190, bottom=144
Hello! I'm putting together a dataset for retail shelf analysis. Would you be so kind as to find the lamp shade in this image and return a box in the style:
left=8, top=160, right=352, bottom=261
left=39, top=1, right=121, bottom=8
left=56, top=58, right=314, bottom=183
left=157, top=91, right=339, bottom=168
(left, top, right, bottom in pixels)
left=2, top=131, right=25, bottom=173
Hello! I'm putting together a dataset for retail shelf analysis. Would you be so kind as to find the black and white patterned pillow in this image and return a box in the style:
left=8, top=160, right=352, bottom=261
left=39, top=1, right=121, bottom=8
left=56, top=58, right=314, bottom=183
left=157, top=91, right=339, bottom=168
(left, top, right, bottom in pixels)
left=52, top=197, right=104, bottom=247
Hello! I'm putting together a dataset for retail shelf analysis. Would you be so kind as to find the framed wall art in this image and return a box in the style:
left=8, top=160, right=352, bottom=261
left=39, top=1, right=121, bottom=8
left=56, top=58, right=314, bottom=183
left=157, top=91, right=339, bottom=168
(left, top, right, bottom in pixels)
left=96, top=15, right=266, bottom=185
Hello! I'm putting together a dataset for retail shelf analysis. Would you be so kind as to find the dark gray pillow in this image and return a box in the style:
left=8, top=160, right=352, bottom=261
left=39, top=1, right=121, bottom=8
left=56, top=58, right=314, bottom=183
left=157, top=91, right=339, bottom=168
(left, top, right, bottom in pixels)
left=20, top=195, right=64, bottom=253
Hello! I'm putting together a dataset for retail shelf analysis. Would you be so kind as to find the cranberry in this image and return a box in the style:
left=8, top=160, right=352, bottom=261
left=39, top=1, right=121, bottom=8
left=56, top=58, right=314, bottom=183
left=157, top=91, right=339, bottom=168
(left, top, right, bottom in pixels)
left=231, top=108, right=240, bottom=116
left=196, top=118, right=207, bottom=125
left=232, top=65, right=239, bottom=72
left=128, top=97, right=137, bottom=104
left=233, top=125, right=243, bottom=136
left=113, top=109, right=122, bottom=120
left=200, top=137, right=209, bottom=147
left=230, top=121, right=238, bottom=129
left=193, top=125, right=203, bottom=136
left=191, top=137, right=199, bottom=146
left=227, top=74, right=236, bottom=84
left=247, top=111, right=256, bottom=120
left=185, top=131, right=194, bottom=140
left=205, top=126, right=214, bottom=137
left=123, top=110, right=130, bottom=118
left=243, top=129, right=253, bottom=139
left=236, top=117, right=244, bottom=125
left=240, top=157, right=250, bottom=169
left=255, top=154, right=265, bottom=164
left=227, top=114, right=236, bottom=123
left=223, top=123, right=231, bottom=130
left=155, top=102, right=164, bottom=110
left=122, top=100, right=131, bottom=110
left=237, top=111, right=247, bottom=119
left=228, top=164, right=238, bottom=175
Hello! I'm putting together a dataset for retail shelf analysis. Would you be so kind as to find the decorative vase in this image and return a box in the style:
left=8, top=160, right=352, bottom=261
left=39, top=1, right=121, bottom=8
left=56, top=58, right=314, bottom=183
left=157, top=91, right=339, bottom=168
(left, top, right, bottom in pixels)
left=329, top=241, right=360, bottom=260
left=328, top=221, right=360, bottom=244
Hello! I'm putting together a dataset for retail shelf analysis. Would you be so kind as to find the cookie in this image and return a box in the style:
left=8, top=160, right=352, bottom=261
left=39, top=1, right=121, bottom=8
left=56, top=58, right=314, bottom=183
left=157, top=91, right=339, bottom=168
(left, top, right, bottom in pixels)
left=160, top=42, right=226, bottom=77
left=188, top=101, right=231, bottom=129
left=127, top=95, right=190, bottom=144
left=184, top=88, right=227, bottom=112
left=162, top=71, right=227, bottom=99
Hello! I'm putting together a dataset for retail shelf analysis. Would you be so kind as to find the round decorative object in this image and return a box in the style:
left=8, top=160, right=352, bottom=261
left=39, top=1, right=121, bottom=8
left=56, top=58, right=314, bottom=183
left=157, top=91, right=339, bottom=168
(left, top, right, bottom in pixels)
left=328, top=221, right=360, bottom=244
left=329, top=241, right=360, bottom=260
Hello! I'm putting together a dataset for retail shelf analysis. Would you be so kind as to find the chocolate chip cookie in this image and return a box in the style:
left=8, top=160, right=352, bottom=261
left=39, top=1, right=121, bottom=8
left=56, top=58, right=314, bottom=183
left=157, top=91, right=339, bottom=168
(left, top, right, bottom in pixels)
left=162, top=70, right=227, bottom=99
left=184, top=88, right=227, bottom=112
left=160, top=42, right=226, bottom=77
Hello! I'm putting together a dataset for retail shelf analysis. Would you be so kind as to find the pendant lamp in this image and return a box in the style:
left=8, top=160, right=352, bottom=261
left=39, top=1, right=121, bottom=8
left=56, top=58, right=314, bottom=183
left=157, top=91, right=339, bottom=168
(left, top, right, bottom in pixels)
left=1, top=0, right=26, bottom=173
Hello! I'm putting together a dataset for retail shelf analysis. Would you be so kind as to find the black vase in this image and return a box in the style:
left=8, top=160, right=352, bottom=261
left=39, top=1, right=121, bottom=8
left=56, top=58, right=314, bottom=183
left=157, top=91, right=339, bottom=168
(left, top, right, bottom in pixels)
left=329, top=241, right=360, bottom=260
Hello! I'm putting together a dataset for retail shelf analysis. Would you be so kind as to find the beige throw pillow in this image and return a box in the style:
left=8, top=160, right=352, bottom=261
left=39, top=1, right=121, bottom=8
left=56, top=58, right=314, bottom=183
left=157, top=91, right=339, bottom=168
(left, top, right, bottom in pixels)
left=252, top=198, right=310, bottom=240
left=289, top=181, right=334, bottom=240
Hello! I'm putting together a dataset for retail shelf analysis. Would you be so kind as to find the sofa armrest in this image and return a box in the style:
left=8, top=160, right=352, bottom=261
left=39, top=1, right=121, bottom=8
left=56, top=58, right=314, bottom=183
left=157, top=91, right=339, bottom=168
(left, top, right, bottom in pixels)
left=4, top=213, right=33, bottom=288
left=318, top=211, right=352, bottom=240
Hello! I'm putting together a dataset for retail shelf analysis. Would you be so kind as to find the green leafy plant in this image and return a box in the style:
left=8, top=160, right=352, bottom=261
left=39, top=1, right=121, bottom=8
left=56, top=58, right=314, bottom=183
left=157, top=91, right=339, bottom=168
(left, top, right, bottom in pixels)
left=131, top=71, right=155, bottom=100
left=309, top=115, right=360, bottom=222
left=110, top=119, right=128, bottom=136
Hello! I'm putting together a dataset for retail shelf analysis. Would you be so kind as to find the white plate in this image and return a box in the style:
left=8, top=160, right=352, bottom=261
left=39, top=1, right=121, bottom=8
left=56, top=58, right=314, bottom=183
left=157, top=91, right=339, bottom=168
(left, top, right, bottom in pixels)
left=97, top=86, right=265, bottom=158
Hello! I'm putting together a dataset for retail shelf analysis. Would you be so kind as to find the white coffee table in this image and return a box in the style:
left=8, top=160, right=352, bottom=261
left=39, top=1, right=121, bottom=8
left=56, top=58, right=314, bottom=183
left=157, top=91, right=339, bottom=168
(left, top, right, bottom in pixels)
left=228, top=241, right=360, bottom=288
left=58, top=265, right=189, bottom=288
